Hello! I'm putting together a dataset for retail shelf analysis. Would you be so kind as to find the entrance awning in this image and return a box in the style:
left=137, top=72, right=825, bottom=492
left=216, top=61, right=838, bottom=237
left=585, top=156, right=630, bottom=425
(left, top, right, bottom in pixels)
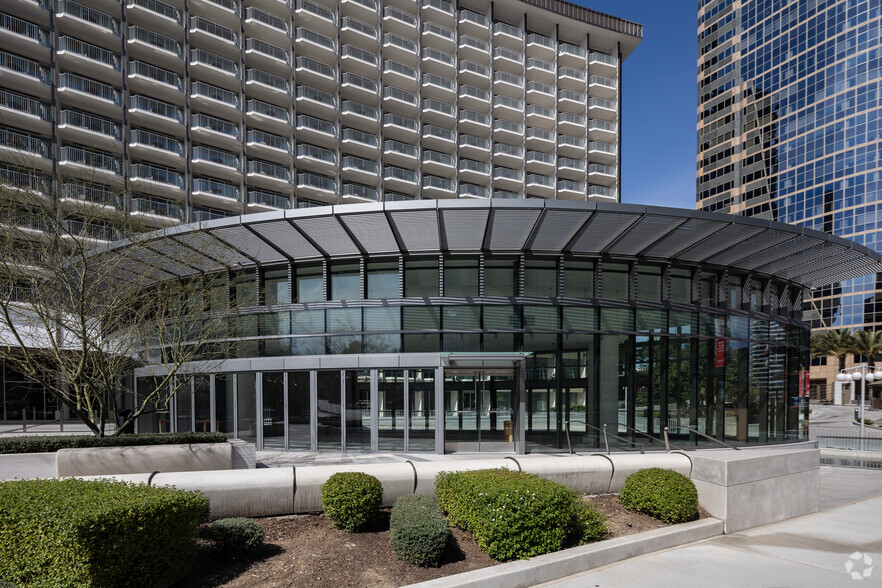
left=441, top=352, right=532, bottom=368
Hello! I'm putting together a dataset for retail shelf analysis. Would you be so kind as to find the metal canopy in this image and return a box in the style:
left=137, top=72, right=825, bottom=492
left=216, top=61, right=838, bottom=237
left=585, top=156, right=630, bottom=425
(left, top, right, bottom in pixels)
left=93, top=201, right=882, bottom=289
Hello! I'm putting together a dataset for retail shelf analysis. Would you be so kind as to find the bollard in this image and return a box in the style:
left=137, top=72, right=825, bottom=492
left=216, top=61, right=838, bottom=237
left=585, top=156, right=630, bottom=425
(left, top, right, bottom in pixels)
left=22, top=408, right=27, bottom=433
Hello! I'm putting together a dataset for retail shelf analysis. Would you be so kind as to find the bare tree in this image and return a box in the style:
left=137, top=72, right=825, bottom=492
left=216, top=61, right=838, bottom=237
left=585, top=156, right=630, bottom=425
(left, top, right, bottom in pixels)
left=0, top=166, right=235, bottom=436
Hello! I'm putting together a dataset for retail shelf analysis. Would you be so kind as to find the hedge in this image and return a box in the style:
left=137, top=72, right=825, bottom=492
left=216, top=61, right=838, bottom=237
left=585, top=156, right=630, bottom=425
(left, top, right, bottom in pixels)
left=321, top=472, right=383, bottom=532
left=0, top=432, right=228, bottom=454
left=201, top=518, right=265, bottom=554
left=390, top=495, right=449, bottom=567
left=618, top=468, right=699, bottom=524
left=435, top=468, right=596, bottom=561
left=0, top=478, right=209, bottom=587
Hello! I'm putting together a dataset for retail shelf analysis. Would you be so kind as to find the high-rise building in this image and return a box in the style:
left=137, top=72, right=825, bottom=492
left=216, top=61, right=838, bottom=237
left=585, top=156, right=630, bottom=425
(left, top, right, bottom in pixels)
left=0, top=0, right=641, bottom=234
left=696, top=0, right=882, bottom=400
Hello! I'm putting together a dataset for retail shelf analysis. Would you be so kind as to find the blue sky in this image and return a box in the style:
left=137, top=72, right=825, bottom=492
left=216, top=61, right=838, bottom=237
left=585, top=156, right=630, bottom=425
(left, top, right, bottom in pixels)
left=575, top=1, right=698, bottom=210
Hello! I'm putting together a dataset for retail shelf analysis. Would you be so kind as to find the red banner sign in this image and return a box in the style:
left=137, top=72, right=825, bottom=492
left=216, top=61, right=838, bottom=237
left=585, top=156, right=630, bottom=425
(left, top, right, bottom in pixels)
left=714, top=339, right=725, bottom=368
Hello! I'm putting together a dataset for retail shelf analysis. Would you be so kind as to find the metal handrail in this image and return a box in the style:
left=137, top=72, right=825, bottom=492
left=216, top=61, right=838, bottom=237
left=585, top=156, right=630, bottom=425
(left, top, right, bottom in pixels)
left=610, top=423, right=688, bottom=453
left=678, top=425, right=740, bottom=450
left=565, top=419, right=644, bottom=455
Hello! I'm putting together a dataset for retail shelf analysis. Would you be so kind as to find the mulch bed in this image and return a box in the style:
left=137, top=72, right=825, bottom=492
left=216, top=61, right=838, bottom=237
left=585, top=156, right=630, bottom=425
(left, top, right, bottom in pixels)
left=176, top=495, right=707, bottom=588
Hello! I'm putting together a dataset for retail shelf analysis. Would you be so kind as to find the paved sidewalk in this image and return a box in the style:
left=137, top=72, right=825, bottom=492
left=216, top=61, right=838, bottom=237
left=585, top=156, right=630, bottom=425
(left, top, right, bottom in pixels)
left=540, top=467, right=882, bottom=588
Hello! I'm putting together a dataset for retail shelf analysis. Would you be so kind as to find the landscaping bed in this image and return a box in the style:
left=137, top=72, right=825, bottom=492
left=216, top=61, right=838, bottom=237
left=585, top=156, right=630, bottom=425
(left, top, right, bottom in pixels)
left=176, top=495, right=708, bottom=588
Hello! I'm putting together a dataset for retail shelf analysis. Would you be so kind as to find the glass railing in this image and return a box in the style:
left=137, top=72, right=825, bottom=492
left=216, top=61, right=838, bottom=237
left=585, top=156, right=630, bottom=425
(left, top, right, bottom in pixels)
left=297, top=0, right=335, bottom=21
left=423, top=175, right=452, bottom=190
left=494, top=143, right=522, bottom=157
left=385, top=60, right=416, bottom=80
left=192, top=81, right=239, bottom=107
left=459, top=159, right=489, bottom=174
left=459, top=134, right=490, bottom=150
left=589, top=97, right=616, bottom=110
left=193, top=145, right=240, bottom=169
left=559, top=42, right=586, bottom=58
left=493, top=166, right=522, bottom=181
left=344, top=0, right=377, bottom=11
left=246, top=38, right=288, bottom=63
left=191, top=49, right=238, bottom=74
left=342, top=73, right=378, bottom=93
left=383, top=6, right=416, bottom=26
left=1, top=12, right=50, bottom=46
left=193, top=177, right=240, bottom=200
left=296, top=56, right=335, bottom=79
left=423, top=73, right=453, bottom=90
left=493, top=47, right=522, bottom=62
left=63, top=219, right=118, bottom=241
left=422, top=150, right=453, bottom=166
left=588, top=185, right=616, bottom=198
left=589, top=75, right=617, bottom=88
left=460, top=60, right=489, bottom=77
left=246, top=7, right=288, bottom=32
left=384, top=165, right=416, bottom=183
left=296, top=27, right=335, bottom=51
left=589, top=119, right=616, bottom=132
left=526, top=58, right=553, bottom=72
left=558, top=156, right=585, bottom=170
left=59, top=36, right=121, bottom=70
left=131, top=128, right=181, bottom=156
left=558, top=134, right=586, bottom=148
left=129, top=61, right=182, bottom=90
left=60, top=0, right=120, bottom=35
left=128, top=26, right=181, bottom=57
left=423, top=22, right=453, bottom=40
left=190, top=17, right=237, bottom=44
left=526, top=127, right=553, bottom=141
left=459, top=183, right=487, bottom=198
left=61, top=110, right=122, bottom=140
left=296, top=142, right=336, bottom=163
left=193, top=208, right=230, bottom=222
left=494, top=71, right=522, bottom=86
left=342, top=101, right=377, bottom=120
left=460, top=36, right=488, bottom=52
left=342, top=127, right=378, bottom=147
left=61, top=181, right=120, bottom=207
left=526, top=104, right=553, bottom=118
left=423, top=124, right=453, bottom=141
left=493, top=119, right=522, bottom=134
left=559, top=67, right=586, bottom=80
left=526, top=150, right=553, bottom=164
left=422, top=47, right=454, bottom=65
left=130, top=196, right=185, bottom=219
left=526, top=173, right=552, bottom=186
left=130, top=162, right=184, bottom=186
left=384, top=113, right=417, bottom=130
left=459, top=9, right=488, bottom=26
left=383, top=33, right=416, bottom=52
left=297, top=197, right=326, bottom=207
left=246, top=68, right=289, bottom=91
left=248, top=189, right=291, bottom=209
left=495, top=189, right=522, bottom=199
left=342, top=17, right=376, bottom=39
left=558, top=179, right=584, bottom=192
left=342, top=44, right=378, bottom=66
left=460, top=85, right=489, bottom=101
left=494, top=95, right=522, bottom=110
left=384, top=139, right=416, bottom=157
left=248, top=99, right=290, bottom=121
left=342, top=155, right=378, bottom=174
left=296, top=113, right=335, bottom=135
left=423, top=98, right=454, bottom=115
left=248, top=159, right=291, bottom=181
left=588, top=141, right=615, bottom=154
left=588, top=163, right=616, bottom=176
left=0, top=89, right=51, bottom=121
left=559, top=89, right=586, bottom=102
left=61, top=145, right=121, bottom=173
left=384, top=86, right=417, bottom=106
left=559, top=112, right=586, bottom=126
left=296, top=85, right=336, bottom=107
left=247, top=129, right=289, bottom=152
left=526, top=81, right=553, bottom=95
left=0, top=127, right=51, bottom=158
left=459, top=110, right=489, bottom=125
left=191, top=113, right=239, bottom=138
left=204, top=0, right=238, bottom=13
left=589, top=52, right=617, bottom=66
left=1, top=51, right=50, bottom=84
left=526, top=32, right=553, bottom=48
left=343, top=183, right=378, bottom=201
left=297, top=171, right=336, bottom=191
left=130, top=95, right=182, bottom=121
left=493, top=21, right=522, bottom=38
left=128, top=0, right=181, bottom=23
left=423, top=0, right=453, bottom=15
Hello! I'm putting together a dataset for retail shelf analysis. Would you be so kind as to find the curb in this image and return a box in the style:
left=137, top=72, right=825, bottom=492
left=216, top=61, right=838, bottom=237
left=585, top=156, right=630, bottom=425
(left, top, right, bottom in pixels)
left=403, top=518, right=723, bottom=588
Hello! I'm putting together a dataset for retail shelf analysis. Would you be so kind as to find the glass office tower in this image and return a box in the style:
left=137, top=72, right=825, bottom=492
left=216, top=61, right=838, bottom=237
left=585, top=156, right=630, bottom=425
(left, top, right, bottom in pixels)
left=696, top=0, right=882, bottom=400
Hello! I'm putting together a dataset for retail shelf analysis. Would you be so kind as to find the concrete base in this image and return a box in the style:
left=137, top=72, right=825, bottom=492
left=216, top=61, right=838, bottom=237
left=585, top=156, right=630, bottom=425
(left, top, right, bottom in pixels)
left=690, top=447, right=820, bottom=533
left=404, top=518, right=723, bottom=588
left=56, top=443, right=234, bottom=477
left=230, top=439, right=256, bottom=469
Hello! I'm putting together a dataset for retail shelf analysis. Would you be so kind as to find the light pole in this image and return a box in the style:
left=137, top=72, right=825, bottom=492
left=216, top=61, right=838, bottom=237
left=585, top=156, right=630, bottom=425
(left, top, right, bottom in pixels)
left=836, top=363, right=882, bottom=451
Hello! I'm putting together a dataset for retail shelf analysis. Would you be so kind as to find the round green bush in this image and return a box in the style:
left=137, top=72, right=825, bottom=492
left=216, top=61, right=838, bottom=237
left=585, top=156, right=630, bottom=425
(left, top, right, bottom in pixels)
left=618, top=468, right=698, bottom=524
left=201, top=518, right=265, bottom=554
left=570, top=500, right=608, bottom=543
left=321, top=472, right=383, bottom=532
left=390, top=495, right=449, bottom=567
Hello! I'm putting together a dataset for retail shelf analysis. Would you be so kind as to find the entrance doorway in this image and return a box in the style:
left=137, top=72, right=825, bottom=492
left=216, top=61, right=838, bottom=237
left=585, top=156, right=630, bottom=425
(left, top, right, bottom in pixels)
left=444, top=369, right=516, bottom=452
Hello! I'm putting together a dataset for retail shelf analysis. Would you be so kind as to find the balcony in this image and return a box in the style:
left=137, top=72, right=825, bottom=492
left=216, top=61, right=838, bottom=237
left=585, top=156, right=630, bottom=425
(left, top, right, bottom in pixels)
left=423, top=0, right=454, bottom=21
left=297, top=171, right=336, bottom=200
left=58, top=36, right=121, bottom=76
left=130, top=162, right=185, bottom=192
left=493, top=47, right=523, bottom=72
left=58, top=109, right=121, bottom=147
left=493, top=119, right=523, bottom=143
left=342, top=100, right=379, bottom=130
left=558, top=66, right=586, bottom=86
left=558, top=133, right=586, bottom=156
left=422, top=47, right=455, bottom=76
left=190, top=16, right=237, bottom=48
left=526, top=173, right=554, bottom=197
left=295, top=143, right=336, bottom=176
left=59, top=145, right=121, bottom=177
left=383, top=138, right=417, bottom=166
left=458, top=133, right=490, bottom=158
left=459, top=35, right=490, bottom=63
left=247, top=129, right=290, bottom=154
left=458, top=9, right=489, bottom=38
left=63, top=219, right=119, bottom=241
left=0, top=126, right=51, bottom=160
left=422, top=174, right=453, bottom=197
left=557, top=179, right=585, bottom=199
left=296, top=84, right=337, bottom=117
left=459, top=183, right=488, bottom=199
left=588, top=140, right=616, bottom=163
left=190, top=48, right=239, bottom=84
left=525, top=150, right=554, bottom=173
left=246, top=68, right=290, bottom=100
left=589, top=74, right=617, bottom=99
left=588, top=118, right=617, bottom=140
left=587, top=163, right=616, bottom=186
left=296, top=56, right=336, bottom=89
left=193, top=208, right=232, bottom=222
left=129, top=95, right=183, bottom=131
left=127, top=26, right=182, bottom=65
left=341, top=127, right=379, bottom=158
left=558, top=111, right=586, bottom=134
left=296, top=113, right=336, bottom=146
left=296, top=0, right=336, bottom=31
left=422, top=149, right=454, bottom=177
left=588, top=184, right=616, bottom=201
left=493, top=95, right=523, bottom=119
left=526, top=57, right=554, bottom=81
left=422, top=21, right=454, bottom=50
left=342, top=182, right=378, bottom=203
left=423, top=98, right=454, bottom=124
left=192, top=0, right=239, bottom=23
left=382, top=6, right=416, bottom=36
left=526, top=81, right=554, bottom=107
left=1, top=51, right=51, bottom=92
left=342, top=0, right=377, bottom=19
left=341, top=16, right=377, bottom=44
left=384, top=60, right=417, bottom=90
left=58, top=1, right=120, bottom=40
left=60, top=181, right=121, bottom=208
left=247, top=189, right=291, bottom=211
left=525, top=126, right=553, bottom=149
left=245, top=6, right=289, bottom=44
left=525, top=104, right=554, bottom=129
left=246, top=37, right=290, bottom=67
left=342, top=154, right=379, bottom=182
left=248, top=159, right=291, bottom=185
left=493, top=21, right=523, bottom=50
left=558, top=89, right=587, bottom=111
left=383, top=112, right=417, bottom=141
left=128, top=61, right=183, bottom=100
left=589, top=51, right=618, bottom=73
left=459, top=60, right=490, bottom=87
left=526, top=32, right=554, bottom=58
left=126, top=0, right=181, bottom=26
left=295, top=27, right=336, bottom=57
left=247, top=99, right=290, bottom=124
left=383, top=86, right=418, bottom=113
left=193, top=177, right=240, bottom=202
left=191, top=113, right=240, bottom=145
left=493, top=165, right=522, bottom=190
left=383, top=165, right=417, bottom=191
left=130, top=196, right=185, bottom=223
left=422, top=123, right=454, bottom=150
left=0, top=11, right=50, bottom=49
left=557, top=156, right=586, bottom=179
left=588, top=96, right=617, bottom=120
left=383, top=33, right=417, bottom=63
left=1, top=163, right=50, bottom=195
left=458, top=158, right=490, bottom=183
left=341, top=72, right=379, bottom=101
left=559, top=41, right=586, bottom=66
left=422, top=73, right=454, bottom=99
left=192, top=145, right=241, bottom=176
left=0, top=89, right=51, bottom=129
left=191, top=81, right=239, bottom=114
left=459, top=86, right=490, bottom=112
left=493, top=71, right=523, bottom=98
left=493, top=142, right=523, bottom=167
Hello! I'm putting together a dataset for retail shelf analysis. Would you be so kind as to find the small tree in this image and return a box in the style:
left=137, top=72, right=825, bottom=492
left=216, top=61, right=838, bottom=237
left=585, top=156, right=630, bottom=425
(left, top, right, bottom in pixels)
left=810, top=327, right=856, bottom=373
left=0, top=167, right=236, bottom=436
left=851, top=329, right=882, bottom=368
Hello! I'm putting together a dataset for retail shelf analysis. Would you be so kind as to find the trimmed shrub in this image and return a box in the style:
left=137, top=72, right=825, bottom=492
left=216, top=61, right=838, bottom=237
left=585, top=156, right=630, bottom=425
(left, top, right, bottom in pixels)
left=435, top=468, right=581, bottom=561
left=0, top=478, right=209, bottom=587
left=201, top=518, right=265, bottom=554
left=321, top=472, right=383, bottom=532
left=618, top=468, right=699, bottom=524
left=390, top=495, right=449, bottom=567
left=571, top=500, right=608, bottom=543
left=0, top=432, right=228, bottom=454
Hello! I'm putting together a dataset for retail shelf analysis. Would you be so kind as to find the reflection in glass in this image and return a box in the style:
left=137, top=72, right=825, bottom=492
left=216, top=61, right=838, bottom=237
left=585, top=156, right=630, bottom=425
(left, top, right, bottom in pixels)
left=637, top=265, right=662, bottom=301
left=601, top=262, right=629, bottom=300
left=331, top=263, right=360, bottom=300
left=262, top=372, right=285, bottom=449
left=409, top=369, right=435, bottom=451
left=215, top=375, right=234, bottom=436
left=317, top=371, right=341, bottom=450
left=564, top=260, right=593, bottom=299
left=525, top=259, right=556, bottom=297
left=445, top=259, right=479, bottom=297
left=194, top=375, right=211, bottom=432
left=287, top=372, right=311, bottom=450
left=377, top=370, right=404, bottom=452
left=345, top=370, right=371, bottom=451
left=175, top=377, right=193, bottom=433
left=404, top=259, right=439, bottom=296
left=484, top=258, right=516, bottom=296
left=296, top=264, right=323, bottom=302
left=236, top=373, right=257, bottom=444
left=366, top=260, right=399, bottom=298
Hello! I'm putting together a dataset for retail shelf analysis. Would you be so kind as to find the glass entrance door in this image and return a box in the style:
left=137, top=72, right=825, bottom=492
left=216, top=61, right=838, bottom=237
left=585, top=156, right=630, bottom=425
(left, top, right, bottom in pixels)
left=444, top=369, right=516, bottom=452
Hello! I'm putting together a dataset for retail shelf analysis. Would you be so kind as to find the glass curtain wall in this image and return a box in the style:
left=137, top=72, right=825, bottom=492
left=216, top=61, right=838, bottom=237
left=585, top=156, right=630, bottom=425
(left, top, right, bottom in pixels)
left=377, top=370, right=405, bottom=452
left=408, top=369, right=436, bottom=451
left=317, top=371, right=341, bottom=450
left=262, top=372, right=285, bottom=449
left=288, top=372, right=311, bottom=450
left=345, top=370, right=371, bottom=451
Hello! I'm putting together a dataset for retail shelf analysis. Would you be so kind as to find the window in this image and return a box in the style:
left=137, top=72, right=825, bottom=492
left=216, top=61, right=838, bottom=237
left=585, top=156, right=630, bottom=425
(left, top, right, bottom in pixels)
left=484, top=258, right=516, bottom=296
left=366, top=260, right=399, bottom=298
left=295, top=264, right=323, bottom=302
left=525, top=259, right=557, bottom=297
left=445, top=258, right=478, bottom=297
left=563, top=260, right=593, bottom=299
left=670, top=268, right=692, bottom=304
left=330, top=262, right=360, bottom=300
left=263, top=267, right=289, bottom=306
left=700, top=271, right=719, bottom=306
left=728, top=275, right=742, bottom=309
left=637, top=265, right=662, bottom=302
left=404, top=259, right=438, bottom=297
left=602, top=262, right=629, bottom=300
left=232, top=270, right=256, bottom=307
